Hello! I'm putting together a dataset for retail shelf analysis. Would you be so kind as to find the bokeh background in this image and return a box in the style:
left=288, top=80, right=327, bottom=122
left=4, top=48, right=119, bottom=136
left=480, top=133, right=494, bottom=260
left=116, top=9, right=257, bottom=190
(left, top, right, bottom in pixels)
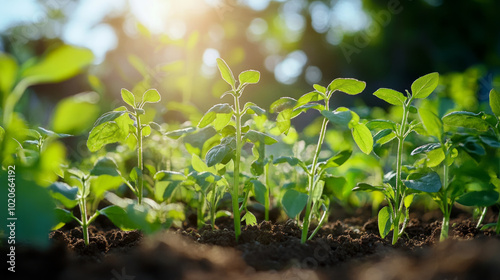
left=1, top=0, right=499, bottom=129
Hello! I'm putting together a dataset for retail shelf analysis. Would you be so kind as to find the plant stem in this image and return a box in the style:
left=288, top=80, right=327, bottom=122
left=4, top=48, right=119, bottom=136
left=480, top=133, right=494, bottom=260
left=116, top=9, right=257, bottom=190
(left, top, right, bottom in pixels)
left=136, top=113, right=144, bottom=205
left=392, top=104, right=410, bottom=245
left=232, top=95, right=242, bottom=241
left=210, top=185, right=217, bottom=230
left=197, top=192, right=205, bottom=229
left=2, top=79, right=31, bottom=127
left=80, top=178, right=89, bottom=246
left=477, top=207, right=487, bottom=228
left=265, top=163, right=270, bottom=221
left=301, top=117, right=329, bottom=244
left=496, top=206, right=500, bottom=234
left=440, top=161, right=450, bottom=241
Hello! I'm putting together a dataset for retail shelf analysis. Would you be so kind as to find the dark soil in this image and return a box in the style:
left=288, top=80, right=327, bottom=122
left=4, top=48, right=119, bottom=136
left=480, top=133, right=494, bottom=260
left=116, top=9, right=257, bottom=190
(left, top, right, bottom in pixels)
left=3, top=209, right=500, bottom=280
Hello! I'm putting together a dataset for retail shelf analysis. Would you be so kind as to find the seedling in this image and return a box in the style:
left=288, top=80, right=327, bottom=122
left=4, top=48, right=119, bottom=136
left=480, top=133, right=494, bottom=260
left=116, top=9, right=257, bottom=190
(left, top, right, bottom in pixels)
left=198, top=58, right=276, bottom=240
left=271, top=78, right=372, bottom=243
left=355, top=73, right=441, bottom=244
left=87, top=88, right=162, bottom=204
left=50, top=169, right=98, bottom=246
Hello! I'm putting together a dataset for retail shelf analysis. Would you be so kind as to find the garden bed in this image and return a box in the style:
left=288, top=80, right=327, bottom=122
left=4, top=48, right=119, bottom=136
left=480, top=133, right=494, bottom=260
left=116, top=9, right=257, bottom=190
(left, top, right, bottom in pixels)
left=5, top=208, right=500, bottom=280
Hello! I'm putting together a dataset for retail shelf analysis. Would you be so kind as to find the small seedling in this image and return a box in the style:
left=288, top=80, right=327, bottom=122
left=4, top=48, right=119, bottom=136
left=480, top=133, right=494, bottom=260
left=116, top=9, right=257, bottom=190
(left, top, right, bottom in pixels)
left=355, top=73, right=441, bottom=244
left=197, top=58, right=276, bottom=240
left=271, top=77, right=372, bottom=243
left=87, top=88, right=161, bottom=204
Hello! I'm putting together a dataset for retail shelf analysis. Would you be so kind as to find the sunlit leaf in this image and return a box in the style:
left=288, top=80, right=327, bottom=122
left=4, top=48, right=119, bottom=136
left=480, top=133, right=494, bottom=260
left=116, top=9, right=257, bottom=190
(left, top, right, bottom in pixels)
left=373, top=88, right=407, bottom=106
left=52, top=92, right=100, bottom=135
left=216, top=58, right=236, bottom=88
left=121, top=88, right=136, bottom=107
left=327, top=78, right=366, bottom=95
left=238, top=70, right=260, bottom=85
left=142, top=88, right=161, bottom=104
left=442, top=111, right=490, bottom=131
left=352, top=123, right=373, bottom=154
left=22, top=45, right=94, bottom=84
left=419, top=108, right=443, bottom=141
left=411, top=72, right=439, bottom=99
left=489, top=89, right=500, bottom=118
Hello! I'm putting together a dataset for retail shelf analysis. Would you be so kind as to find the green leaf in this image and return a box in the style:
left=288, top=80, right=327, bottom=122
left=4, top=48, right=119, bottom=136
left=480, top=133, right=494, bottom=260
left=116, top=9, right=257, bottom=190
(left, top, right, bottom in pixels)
left=241, top=211, right=257, bottom=226
left=243, top=130, right=278, bottom=145
left=121, top=88, right=136, bottom=107
left=366, top=120, right=397, bottom=131
left=91, top=175, right=123, bottom=199
left=198, top=103, right=233, bottom=128
left=54, top=208, right=76, bottom=227
left=142, top=88, right=161, bottom=104
left=87, top=113, right=133, bottom=152
left=99, top=205, right=138, bottom=231
left=352, top=123, right=373, bottom=154
left=0, top=52, right=18, bottom=94
left=154, top=170, right=186, bottom=181
left=373, top=129, right=396, bottom=145
left=276, top=109, right=292, bottom=134
left=353, top=183, right=384, bottom=192
left=281, top=189, right=308, bottom=218
left=238, top=70, right=260, bottom=85
left=442, top=111, right=490, bottom=132
left=251, top=180, right=267, bottom=205
left=216, top=58, right=236, bottom=88
left=191, top=154, right=216, bottom=174
left=426, top=148, right=445, bottom=168
left=419, top=108, right=443, bottom=141
left=244, top=102, right=265, bottom=115
left=378, top=206, right=392, bottom=238
left=489, top=89, right=500, bottom=118
left=411, top=72, right=439, bottom=99
left=411, top=143, right=441, bottom=155
left=320, top=149, right=352, bottom=170
left=313, top=84, right=326, bottom=94
left=311, top=180, right=325, bottom=202
left=456, top=190, right=499, bottom=207
left=49, top=182, right=78, bottom=201
left=373, top=88, right=407, bottom=106
left=273, top=156, right=308, bottom=173
left=90, top=157, right=121, bottom=177
left=205, top=137, right=235, bottom=167
left=327, top=78, right=366, bottom=95
left=270, top=97, right=297, bottom=113
left=22, top=45, right=94, bottom=84
left=165, top=127, right=196, bottom=139
left=404, top=172, right=442, bottom=193
left=52, top=92, right=100, bottom=135
left=321, top=109, right=352, bottom=126
left=296, top=91, right=325, bottom=107
left=91, top=110, right=128, bottom=128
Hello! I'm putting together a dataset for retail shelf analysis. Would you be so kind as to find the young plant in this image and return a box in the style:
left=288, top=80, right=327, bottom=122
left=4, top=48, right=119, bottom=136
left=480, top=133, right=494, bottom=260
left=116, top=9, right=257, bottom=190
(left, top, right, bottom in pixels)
left=437, top=89, right=500, bottom=233
left=356, top=73, right=441, bottom=244
left=271, top=78, right=372, bottom=243
left=198, top=58, right=276, bottom=240
left=50, top=169, right=98, bottom=246
left=87, top=88, right=162, bottom=204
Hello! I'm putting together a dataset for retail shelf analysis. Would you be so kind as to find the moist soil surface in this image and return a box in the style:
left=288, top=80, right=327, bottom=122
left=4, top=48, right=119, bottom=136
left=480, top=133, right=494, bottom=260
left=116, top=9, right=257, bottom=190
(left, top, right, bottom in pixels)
left=4, top=208, right=500, bottom=280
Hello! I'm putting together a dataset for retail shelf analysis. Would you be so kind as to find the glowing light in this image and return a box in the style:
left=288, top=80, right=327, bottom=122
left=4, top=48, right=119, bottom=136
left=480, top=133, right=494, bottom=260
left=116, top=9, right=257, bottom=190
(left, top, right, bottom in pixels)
left=331, top=0, right=370, bottom=33
left=305, top=66, right=322, bottom=85
left=274, top=50, right=308, bottom=85
left=203, top=48, right=221, bottom=67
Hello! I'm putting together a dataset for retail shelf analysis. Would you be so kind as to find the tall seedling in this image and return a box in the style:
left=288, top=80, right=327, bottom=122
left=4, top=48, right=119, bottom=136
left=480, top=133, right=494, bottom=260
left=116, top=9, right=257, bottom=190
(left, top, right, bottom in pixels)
left=199, top=58, right=276, bottom=241
left=413, top=105, right=500, bottom=240
left=271, top=78, right=372, bottom=243
left=356, top=73, right=441, bottom=244
left=87, top=88, right=161, bottom=204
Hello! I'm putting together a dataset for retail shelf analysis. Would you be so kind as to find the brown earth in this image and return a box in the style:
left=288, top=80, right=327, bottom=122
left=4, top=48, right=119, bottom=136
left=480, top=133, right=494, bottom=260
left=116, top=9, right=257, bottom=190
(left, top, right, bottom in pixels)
left=3, top=209, right=500, bottom=280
